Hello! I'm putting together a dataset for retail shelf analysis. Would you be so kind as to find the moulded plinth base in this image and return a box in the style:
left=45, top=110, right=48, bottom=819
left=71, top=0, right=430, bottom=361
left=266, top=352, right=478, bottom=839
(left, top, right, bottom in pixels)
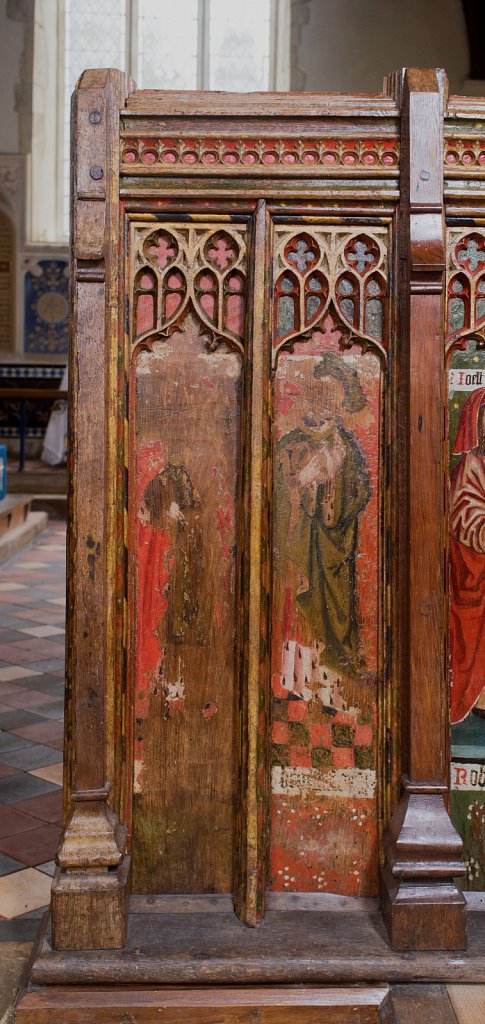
left=50, top=854, right=131, bottom=950
left=380, top=864, right=467, bottom=951
left=15, top=895, right=484, bottom=1022
left=15, top=897, right=484, bottom=1024
left=21, top=893, right=485, bottom=987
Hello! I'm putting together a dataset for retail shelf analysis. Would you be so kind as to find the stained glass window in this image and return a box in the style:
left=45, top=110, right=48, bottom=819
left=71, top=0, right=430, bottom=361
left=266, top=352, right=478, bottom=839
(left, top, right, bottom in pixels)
left=136, top=0, right=199, bottom=90
left=209, top=0, right=272, bottom=92
left=57, top=0, right=287, bottom=238
left=63, top=0, right=127, bottom=235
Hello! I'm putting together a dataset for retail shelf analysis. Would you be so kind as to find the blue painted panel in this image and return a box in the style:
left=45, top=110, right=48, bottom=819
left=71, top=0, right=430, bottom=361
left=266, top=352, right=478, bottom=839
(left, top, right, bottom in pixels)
left=24, top=260, right=69, bottom=355
left=0, top=445, right=6, bottom=499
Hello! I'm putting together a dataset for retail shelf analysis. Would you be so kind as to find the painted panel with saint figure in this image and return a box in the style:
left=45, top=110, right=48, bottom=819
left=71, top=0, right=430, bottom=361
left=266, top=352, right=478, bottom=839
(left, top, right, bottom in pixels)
left=446, top=230, right=485, bottom=890
left=128, top=220, right=246, bottom=894
left=270, top=227, right=386, bottom=897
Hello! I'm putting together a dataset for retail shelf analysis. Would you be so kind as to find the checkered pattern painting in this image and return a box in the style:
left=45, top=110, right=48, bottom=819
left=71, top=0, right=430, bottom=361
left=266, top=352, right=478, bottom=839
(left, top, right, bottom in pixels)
left=271, top=676, right=378, bottom=896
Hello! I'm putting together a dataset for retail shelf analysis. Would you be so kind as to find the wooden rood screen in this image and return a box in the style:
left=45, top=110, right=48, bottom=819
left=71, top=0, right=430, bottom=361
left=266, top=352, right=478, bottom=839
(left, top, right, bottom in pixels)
left=24, top=69, right=485, bottom=1012
left=129, top=201, right=386, bottom=906
left=124, top=87, right=389, bottom=920
left=115, top=80, right=390, bottom=924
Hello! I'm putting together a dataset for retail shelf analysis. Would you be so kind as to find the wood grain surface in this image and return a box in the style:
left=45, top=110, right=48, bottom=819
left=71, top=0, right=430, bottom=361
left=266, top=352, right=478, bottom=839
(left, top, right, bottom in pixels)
left=16, top=985, right=389, bottom=1024
left=381, top=984, right=458, bottom=1023
left=380, top=68, right=466, bottom=952
left=31, top=908, right=485, bottom=986
left=447, top=984, right=485, bottom=1024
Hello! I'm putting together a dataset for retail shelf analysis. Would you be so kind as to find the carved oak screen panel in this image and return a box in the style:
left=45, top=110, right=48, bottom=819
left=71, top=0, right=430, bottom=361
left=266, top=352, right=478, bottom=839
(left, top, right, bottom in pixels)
left=39, top=69, right=476, bottom=973
left=125, top=210, right=388, bottom=900
left=270, top=225, right=387, bottom=897
left=446, top=228, right=485, bottom=891
left=128, top=218, right=247, bottom=893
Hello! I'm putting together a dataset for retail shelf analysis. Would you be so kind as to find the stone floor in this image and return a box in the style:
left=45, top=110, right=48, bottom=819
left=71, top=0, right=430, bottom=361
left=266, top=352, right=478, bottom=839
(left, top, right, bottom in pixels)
left=0, top=522, right=65, bottom=1020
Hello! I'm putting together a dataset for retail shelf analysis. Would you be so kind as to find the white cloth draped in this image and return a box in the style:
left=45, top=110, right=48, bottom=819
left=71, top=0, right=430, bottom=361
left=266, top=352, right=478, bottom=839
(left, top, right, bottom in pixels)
left=41, top=365, right=68, bottom=466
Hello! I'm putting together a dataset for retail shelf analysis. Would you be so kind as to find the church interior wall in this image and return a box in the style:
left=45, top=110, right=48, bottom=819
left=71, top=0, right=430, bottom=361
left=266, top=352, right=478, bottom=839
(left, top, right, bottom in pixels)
left=0, top=0, right=67, bottom=462
left=291, top=0, right=470, bottom=94
left=0, top=0, right=24, bottom=154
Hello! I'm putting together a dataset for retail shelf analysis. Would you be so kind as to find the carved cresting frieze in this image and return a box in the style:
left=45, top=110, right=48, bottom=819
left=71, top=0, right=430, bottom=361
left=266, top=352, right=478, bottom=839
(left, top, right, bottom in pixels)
left=121, top=136, right=400, bottom=174
left=445, top=138, right=485, bottom=172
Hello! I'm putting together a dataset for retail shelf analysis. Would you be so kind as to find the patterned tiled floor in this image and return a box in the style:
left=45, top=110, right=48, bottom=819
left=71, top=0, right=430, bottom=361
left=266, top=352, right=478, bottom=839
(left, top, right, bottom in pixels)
left=0, top=523, right=65, bottom=923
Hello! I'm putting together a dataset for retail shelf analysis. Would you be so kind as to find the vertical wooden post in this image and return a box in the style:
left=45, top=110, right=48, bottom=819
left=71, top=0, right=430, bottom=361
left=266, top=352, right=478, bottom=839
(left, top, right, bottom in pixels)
left=380, top=69, right=466, bottom=951
left=51, top=69, right=131, bottom=951
left=235, top=200, right=271, bottom=926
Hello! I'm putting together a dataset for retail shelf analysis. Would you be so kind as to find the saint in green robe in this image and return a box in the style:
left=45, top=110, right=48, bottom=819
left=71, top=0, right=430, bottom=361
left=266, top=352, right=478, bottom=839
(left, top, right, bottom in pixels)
left=280, top=422, right=371, bottom=678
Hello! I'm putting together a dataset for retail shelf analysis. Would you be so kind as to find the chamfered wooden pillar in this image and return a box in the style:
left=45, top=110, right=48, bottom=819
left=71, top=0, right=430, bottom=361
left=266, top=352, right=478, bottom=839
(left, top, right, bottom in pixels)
left=380, top=69, right=466, bottom=951
left=51, top=68, right=131, bottom=950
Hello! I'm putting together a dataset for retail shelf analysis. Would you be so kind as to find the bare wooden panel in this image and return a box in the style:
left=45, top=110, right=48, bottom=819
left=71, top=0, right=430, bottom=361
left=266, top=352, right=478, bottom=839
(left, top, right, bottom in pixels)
left=124, top=90, right=399, bottom=117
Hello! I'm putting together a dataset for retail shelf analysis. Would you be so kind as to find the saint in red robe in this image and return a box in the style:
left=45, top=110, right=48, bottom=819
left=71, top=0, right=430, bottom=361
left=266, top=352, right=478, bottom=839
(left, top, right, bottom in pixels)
left=449, top=387, right=485, bottom=724
left=135, top=441, right=170, bottom=720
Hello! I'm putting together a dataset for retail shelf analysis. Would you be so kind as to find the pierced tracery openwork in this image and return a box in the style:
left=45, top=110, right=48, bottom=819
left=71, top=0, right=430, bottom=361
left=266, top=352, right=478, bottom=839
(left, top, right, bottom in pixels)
left=130, top=221, right=247, bottom=352
left=273, top=227, right=388, bottom=360
left=446, top=230, right=485, bottom=341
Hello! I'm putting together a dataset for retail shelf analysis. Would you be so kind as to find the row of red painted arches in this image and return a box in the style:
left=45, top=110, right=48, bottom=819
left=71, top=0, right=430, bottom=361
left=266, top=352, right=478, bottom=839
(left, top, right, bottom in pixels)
left=122, top=138, right=400, bottom=168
